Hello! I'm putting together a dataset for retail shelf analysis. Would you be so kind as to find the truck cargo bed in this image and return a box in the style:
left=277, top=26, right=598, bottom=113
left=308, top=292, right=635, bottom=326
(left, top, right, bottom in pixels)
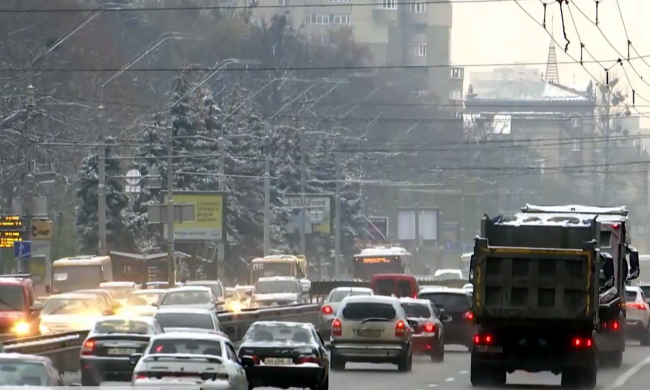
left=473, top=239, right=598, bottom=322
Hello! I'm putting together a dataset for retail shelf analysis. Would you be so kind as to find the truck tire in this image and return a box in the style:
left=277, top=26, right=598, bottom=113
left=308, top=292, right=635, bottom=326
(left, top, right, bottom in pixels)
left=471, top=358, right=506, bottom=387
left=607, top=351, right=623, bottom=368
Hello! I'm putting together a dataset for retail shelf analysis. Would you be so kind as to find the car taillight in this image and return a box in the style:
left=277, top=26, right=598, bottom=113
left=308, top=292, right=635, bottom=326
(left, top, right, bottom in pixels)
left=571, top=337, right=593, bottom=348
left=81, top=340, right=95, bottom=355
left=628, top=302, right=648, bottom=311
left=465, top=311, right=474, bottom=320
left=602, top=320, right=620, bottom=330
left=473, top=334, right=493, bottom=345
left=395, top=320, right=406, bottom=337
left=134, top=373, right=147, bottom=381
left=423, top=323, right=435, bottom=333
left=332, top=319, right=342, bottom=336
left=321, top=305, right=333, bottom=315
left=297, top=355, right=321, bottom=364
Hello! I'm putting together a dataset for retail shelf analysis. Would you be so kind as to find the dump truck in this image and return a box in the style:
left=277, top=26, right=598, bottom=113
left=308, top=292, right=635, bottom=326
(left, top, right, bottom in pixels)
left=469, top=215, right=601, bottom=388
left=520, top=204, right=640, bottom=366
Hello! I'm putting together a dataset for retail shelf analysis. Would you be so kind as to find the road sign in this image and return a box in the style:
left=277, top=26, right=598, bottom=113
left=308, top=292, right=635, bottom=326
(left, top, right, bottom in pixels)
left=30, top=220, right=52, bottom=240
left=444, top=241, right=455, bottom=253
left=0, top=215, right=23, bottom=248
left=14, top=241, right=31, bottom=259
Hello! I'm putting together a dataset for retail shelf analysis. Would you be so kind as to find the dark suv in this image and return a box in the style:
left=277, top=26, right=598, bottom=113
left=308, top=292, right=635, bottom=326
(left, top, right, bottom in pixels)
left=417, top=287, right=475, bottom=349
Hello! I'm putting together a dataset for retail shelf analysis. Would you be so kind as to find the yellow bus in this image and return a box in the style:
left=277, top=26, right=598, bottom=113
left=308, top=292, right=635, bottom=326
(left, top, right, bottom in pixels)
left=250, top=255, right=308, bottom=284
left=52, top=256, right=113, bottom=294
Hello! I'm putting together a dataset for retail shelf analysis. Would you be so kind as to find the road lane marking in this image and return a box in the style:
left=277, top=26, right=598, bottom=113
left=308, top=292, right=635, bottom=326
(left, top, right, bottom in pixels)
left=458, top=370, right=469, bottom=374
left=445, top=378, right=455, bottom=382
left=428, top=384, right=438, bottom=387
left=604, top=354, right=650, bottom=390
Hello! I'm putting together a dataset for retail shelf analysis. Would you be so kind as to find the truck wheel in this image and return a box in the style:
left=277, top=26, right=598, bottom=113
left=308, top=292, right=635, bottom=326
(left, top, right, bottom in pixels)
left=581, top=360, right=597, bottom=390
left=561, top=371, right=579, bottom=388
left=471, top=358, right=504, bottom=386
left=470, top=359, right=486, bottom=387
left=608, top=351, right=623, bottom=368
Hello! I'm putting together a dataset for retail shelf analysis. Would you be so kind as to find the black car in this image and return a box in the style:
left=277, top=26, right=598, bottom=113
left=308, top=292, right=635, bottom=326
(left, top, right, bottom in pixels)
left=417, top=287, right=475, bottom=349
left=80, top=316, right=163, bottom=385
left=238, top=321, right=330, bottom=390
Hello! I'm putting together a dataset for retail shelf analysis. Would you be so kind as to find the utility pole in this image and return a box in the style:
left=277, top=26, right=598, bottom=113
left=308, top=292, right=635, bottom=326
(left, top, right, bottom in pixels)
left=414, top=203, right=420, bottom=274
left=20, top=85, right=36, bottom=271
left=218, top=138, right=226, bottom=278
left=166, top=125, right=175, bottom=286
left=263, top=136, right=271, bottom=256
left=97, top=88, right=107, bottom=256
left=604, top=89, right=611, bottom=204
left=299, top=127, right=306, bottom=255
left=334, top=132, right=342, bottom=277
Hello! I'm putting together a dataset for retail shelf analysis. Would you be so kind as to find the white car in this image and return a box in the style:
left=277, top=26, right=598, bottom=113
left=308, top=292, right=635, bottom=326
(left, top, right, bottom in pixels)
left=159, top=286, right=224, bottom=312
left=154, top=307, right=226, bottom=336
left=38, top=293, right=113, bottom=334
left=433, top=269, right=463, bottom=279
left=118, top=289, right=166, bottom=317
left=250, top=277, right=306, bottom=308
left=99, top=281, right=139, bottom=306
left=624, top=286, right=650, bottom=345
left=130, top=332, right=250, bottom=389
left=318, top=287, right=373, bottom=339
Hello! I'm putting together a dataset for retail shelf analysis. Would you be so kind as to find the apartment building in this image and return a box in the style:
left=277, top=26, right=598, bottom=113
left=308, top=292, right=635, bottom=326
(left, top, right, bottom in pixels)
left=249, top=0, right=454, bottom=101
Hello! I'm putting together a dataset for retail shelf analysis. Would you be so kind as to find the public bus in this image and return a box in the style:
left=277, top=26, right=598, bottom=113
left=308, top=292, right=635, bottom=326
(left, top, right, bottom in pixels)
left=52, top=255, right=113, bottom=294
left=352, top=246, right=411, bottom=280
left=250, top=255, right=308, bottom=284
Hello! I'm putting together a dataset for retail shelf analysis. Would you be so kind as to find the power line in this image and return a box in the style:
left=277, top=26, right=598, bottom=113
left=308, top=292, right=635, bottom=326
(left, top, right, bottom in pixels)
left=5, top=54, right=650, bottom=73
left=0, top=0, right=539, bottom=13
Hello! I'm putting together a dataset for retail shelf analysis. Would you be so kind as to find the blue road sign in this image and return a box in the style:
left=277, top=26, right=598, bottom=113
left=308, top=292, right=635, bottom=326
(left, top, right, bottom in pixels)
left=444, top=242, right=455, bottom=253
left=461, top=244, right=474, bottom=253
left=14, top=241, right=31, bottom=259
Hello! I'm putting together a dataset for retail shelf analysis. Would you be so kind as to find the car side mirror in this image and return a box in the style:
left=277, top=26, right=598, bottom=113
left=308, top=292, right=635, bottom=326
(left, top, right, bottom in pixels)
left=441, top=314, right=452, bottom=322
left=217, top=300, right=226, bottom=306
left=102, top=309, right=114, bottom=316
left=129, top=353, right=143, bottom=365
left=469, top=254, right=476, bottom=283
left=31, top=302, right=44, bottom=312
left=240, top=356, right=256, bottom=368
left=629, top=248, right=640, bottom=280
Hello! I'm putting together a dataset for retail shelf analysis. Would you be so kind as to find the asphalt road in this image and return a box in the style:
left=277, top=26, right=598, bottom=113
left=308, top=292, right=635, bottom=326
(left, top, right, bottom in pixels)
left=63, top=343, right=650, bottom=389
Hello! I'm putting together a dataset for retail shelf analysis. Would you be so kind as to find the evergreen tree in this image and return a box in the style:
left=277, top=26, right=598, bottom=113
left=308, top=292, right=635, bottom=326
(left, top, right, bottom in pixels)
left=75, top=144, right=132, bottom=254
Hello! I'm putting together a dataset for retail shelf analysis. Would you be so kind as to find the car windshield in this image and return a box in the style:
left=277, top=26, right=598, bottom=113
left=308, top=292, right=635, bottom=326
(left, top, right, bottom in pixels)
left=155, top=312, right=214, bottom=330
left=640, top=286, right=650, bottom=299
left=341, top=302, right=396, bottom=321
left=328, top=290, right=371, bottom=302
left=0, top=285, right=25, bottom=311
left=254, top=280, right=300, bottom=294
left=244, top=323, right=315, bottom=344
left=0, top=361, right=50, bottom=386
left=127, top=292, right=163, bottom=306
left=100, top=286, right=134, bottom=300
left=42, top=297, right=97, bottom=315
left=93, top=319, right=151, bottom=334
left=185, top=282, right=223, bottom=298
left=403, top=303, right=432, bottom=318
left=419, top=293, right=471, bottom=313
left=149, top=339, right=223, bottom=356
left=161, top=291, right=211, bottom=305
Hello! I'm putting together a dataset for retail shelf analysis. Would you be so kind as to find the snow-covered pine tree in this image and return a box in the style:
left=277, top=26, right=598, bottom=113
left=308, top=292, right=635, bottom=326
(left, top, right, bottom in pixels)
left=75, top=143, right=132, bottom=254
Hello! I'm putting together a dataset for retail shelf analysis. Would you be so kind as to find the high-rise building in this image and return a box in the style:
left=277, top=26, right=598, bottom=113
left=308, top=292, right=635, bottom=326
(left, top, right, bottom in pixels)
left=248, top=0, right=453, bottom=100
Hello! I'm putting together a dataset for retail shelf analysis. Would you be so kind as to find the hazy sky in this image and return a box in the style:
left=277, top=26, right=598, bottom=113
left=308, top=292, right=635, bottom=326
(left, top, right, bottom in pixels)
left=452, top=0, right=650, bottom=126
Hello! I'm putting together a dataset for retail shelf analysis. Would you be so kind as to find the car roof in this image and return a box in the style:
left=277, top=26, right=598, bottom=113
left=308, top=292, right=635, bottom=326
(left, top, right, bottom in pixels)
left=399, top=297, right=433, bottom=305
left=370, top=274, right=417, bottom=281
left=100, top=281, right=136, bottom=287
left=75, top=289, right=110, bottom=295
left=258, top=276, right=298, bottom=282
left=341, top=295, right=399, bottom=304
left=165, top=286, right=212, bottom=293
left=626, top=286, right=642, bottom=292
left=185, top=280, right=222, bottom=285
left=419, top=287, right=468, bottom=295
left=48, top=293, right=96, bottom=300
left=150, top=331, right=229, bottom=342
left=98, top=315, right=158, bottom=324
left=330, top=287, right=373, bottom=293
left=156, top=307, right=214, bottom=315
left=0, top=353, right=52, bottom=363
left=135, top=289, right=166, bottom=294
left=251, top=321, right=316, bottom=329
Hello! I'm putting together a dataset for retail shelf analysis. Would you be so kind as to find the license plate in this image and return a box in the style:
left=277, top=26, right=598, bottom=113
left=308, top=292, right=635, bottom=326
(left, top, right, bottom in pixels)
left=475, top=345, right=503, bottom=353
left=356, top=329, right=382, bottom=337
left=108, top=348, right=137, bottom=355
left=263, top=357, right=293, bottom=365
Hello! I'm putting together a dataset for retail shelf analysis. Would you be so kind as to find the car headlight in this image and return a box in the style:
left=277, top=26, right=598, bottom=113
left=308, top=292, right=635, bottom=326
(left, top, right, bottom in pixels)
left=13, top=321, right=31, bottom=336
left=39, top=324, right=51, bottom=335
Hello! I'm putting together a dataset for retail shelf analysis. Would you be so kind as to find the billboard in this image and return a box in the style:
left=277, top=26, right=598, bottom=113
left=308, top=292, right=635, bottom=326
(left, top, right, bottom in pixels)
left=286, top=195, right=332, bottom=235
left=163, top=192, right=225, bottom=241
left=0, top=215, right=22, bottom=248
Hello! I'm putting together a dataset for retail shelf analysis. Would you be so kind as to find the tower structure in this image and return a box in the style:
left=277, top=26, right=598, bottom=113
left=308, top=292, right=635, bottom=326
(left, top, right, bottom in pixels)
left=545, top=18, right=560, bottom=84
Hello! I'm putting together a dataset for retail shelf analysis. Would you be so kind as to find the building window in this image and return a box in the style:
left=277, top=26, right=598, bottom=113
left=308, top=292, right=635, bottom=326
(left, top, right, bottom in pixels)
left=415, top=90, right=429, bottom=97
left=450, top=67, right=464, bottom=79
left=382, top=0, right=397, bottom=10
left=572, top=138, right=581, bottom=151
left=277, top=0, right=288, bottom=5
left=409, top=2, right=426, bottom=12
left=450, top=90, right=462, bottom=101
left=415, top=44, right=427, bottom=57
left=570, top=117, right=582, bottom=128
left=332, top=14, right=350, bottom=24
left=308, top=13, right=350, bottom=24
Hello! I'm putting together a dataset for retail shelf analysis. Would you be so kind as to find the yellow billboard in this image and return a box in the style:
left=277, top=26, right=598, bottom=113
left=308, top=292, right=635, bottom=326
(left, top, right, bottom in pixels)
left=164, top=193, right=224, bottom=241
